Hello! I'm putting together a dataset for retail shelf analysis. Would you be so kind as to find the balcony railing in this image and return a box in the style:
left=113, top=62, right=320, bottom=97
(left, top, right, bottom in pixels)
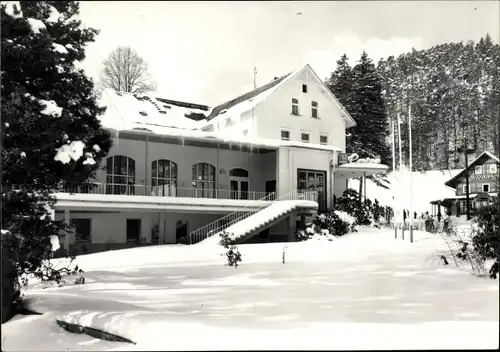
left=57, top=182, right=271, bottom=201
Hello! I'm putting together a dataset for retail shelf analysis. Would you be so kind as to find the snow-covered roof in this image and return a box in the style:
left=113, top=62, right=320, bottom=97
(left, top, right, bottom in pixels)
left=108, top=127, right=341, bottom=152
left=204, top=70, right=297, bottom=123
left=201, top=64, right=356, bottom=129
left=98, top=89, right=210, bottom=131
left=445, top=151, right=499, bottom=188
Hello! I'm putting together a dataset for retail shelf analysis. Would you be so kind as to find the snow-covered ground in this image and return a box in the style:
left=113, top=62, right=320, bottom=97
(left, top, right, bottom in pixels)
left=349, top=167, right=462, bottom=214
left=2, top=228, right=498, bottom=351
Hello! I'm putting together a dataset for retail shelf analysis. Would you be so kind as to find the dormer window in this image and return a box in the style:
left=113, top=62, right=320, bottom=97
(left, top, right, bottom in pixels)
left=302, top=84, right=308, bottom=93
left=291, top=98, right=299, bottom=115
left=311, top=101, right=318, bottom=118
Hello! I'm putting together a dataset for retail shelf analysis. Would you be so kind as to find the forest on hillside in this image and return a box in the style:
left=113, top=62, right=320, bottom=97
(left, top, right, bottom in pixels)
left=327, top=34, right=500, bottom=171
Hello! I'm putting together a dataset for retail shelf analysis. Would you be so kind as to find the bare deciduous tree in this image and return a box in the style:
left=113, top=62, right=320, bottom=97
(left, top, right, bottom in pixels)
left=100, top=46, right=157, bottom=94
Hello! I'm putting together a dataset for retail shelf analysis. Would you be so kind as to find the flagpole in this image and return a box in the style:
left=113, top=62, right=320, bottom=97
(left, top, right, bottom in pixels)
left=392, top=120, right=397, bottom=239
left=409, top=105, right=413, bottom=243
left=397, top=113, right=404, bottom=240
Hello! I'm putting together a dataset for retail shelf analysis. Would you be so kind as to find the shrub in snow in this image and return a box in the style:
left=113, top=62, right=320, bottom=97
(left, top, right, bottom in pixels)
left=457, top=197, right=499, bottom=279
left=1, top=1, right=112, bottom=321
left=335, top=189, right=371, bottom=225
left=296, top=210, right=355, bottom=242
left=219, top=231, right=242, bottom=268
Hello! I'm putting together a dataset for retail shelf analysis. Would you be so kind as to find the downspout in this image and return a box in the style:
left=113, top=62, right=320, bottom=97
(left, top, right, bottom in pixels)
left=216, top=143, right=220, bottom=199
left=145, top=135, right=149, bottom=187
left=331, top=150, right=337, bottom=209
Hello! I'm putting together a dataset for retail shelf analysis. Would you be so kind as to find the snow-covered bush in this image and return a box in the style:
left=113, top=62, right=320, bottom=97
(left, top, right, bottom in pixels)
left=219, top=231, right=242, bottom=268
left=456, top=197, right=499, bottom=279
left=296, top=210, right=356, bottom=242
left=335, top=189, right=371, bottom=225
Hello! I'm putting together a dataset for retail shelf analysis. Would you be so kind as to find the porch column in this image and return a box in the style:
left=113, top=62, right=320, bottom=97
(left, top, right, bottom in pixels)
left=159, top=213, right=166, bottom=244
left=63, top=209, right=73, bottom=252
left=363, top=172, right=367, bottom=201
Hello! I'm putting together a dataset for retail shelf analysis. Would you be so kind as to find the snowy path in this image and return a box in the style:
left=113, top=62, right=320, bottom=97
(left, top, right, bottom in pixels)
left=2, top=229, right=498, bottom=351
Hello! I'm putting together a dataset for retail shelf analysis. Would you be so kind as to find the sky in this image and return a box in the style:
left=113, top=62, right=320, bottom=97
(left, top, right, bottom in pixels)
left=78, top=1, right=500, bottom=107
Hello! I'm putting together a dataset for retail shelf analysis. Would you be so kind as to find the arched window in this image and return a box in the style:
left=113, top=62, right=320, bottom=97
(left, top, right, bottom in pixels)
left=192, top=162, right=216, bottom=198
left=151, top=159, right=177, bottom=196
left=106, top=155, right=136, bottom=195
left=229, top=168, right=249, bottom=178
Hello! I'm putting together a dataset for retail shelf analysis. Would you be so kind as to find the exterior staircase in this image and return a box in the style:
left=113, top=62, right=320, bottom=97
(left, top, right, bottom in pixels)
left=188, top=190, right=318, bottom=245
left=228, top=200, right=317, bottom=244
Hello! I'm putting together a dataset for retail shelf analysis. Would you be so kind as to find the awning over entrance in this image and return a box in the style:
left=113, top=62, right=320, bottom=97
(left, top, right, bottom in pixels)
left=334, top=162, right=389, bottom=178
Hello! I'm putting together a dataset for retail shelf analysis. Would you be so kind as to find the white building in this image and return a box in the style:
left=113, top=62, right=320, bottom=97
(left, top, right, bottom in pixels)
left=55, top=64, right=388, bottom=253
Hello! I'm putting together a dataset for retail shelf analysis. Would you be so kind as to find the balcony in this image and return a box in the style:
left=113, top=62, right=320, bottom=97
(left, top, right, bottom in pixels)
left=58, top=182, right=273, bottom=201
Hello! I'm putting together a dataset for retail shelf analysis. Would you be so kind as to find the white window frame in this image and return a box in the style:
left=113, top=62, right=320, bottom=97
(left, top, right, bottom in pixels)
left=475, top=165, right=482, bottom=174
left=488, top=163, right=497, bottom=174
left=311, top=101, right=319, bottom=119
left=291, top=98, right=299, bottom=115
left=462, top=184, right=471, bottom=194
left=301, top=131, right=311, bottom=143
left=280, top=129, right=291, bottom=141
left=319, top=134, right=329, bottom=145
left=483, top=183, right=490, bottom=193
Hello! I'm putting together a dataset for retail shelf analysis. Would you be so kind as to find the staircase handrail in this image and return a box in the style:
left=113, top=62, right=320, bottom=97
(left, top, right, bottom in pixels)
left=188, top=189, right=317, bottom=244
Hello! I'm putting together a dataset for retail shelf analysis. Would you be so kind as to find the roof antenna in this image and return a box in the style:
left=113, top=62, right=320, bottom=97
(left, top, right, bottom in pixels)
left=253, top=66, right=257, bottom=89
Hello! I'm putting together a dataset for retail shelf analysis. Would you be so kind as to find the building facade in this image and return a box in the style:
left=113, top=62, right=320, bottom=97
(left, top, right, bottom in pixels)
left=54, top=64, right=388, bottom=253
left=430, top=151, right=499, bottom=217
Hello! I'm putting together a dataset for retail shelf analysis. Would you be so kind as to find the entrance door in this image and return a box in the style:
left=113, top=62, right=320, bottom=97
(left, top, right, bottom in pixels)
left=297, top=169, right=327, bottom=210
left=265, top=180, right=276, bottom=197
left=176, top=220, right=188, bottom=243
left=126, top=219, right=141, bottom=243
left=229, top=168, right=250, bottom=200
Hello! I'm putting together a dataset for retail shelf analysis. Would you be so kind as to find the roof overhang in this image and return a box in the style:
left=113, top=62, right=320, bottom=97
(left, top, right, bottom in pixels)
left=445, top=151, right=499, bottom=188
left=334, top=163, right=389, bottom=178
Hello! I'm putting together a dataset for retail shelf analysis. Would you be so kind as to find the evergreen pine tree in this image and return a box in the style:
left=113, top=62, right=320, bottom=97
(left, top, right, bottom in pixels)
left=325, top=54, right=354, bottom=110
left=349, top=51, right=392, bottom=165
left=1, top=1, right=112, bottom=316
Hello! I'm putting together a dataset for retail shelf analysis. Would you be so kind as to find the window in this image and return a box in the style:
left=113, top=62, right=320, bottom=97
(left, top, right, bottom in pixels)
left=459, top=200, right=468, bottom=214
left=151, top=159, right=177, bottom=196
left=302, top=84, right=308, bottom=93
left=192, top=163, right=216, bottom=198
left=281, top=129, right=290, bottom=141
left=488, top=163, right=497, bottom=174
left=106, top=155, right=136, bottom=195
left=71, top=219, right=91, bottom=242
left=225, top=118, right=233, bottom=127
left=462, top=184, right=471, bottom=194
left=483, top=184, right=490, bottom=193
left=291, top=98, right=299, bottom=115
left=242, top=129, right=248, bottom=136
left=320, top=134, right=328, bottom=145
left=311, top=101, right=318, bottom=118
left=301, top=132, right=310, bottom=143
left=475, top=165, right=482, bottom=174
